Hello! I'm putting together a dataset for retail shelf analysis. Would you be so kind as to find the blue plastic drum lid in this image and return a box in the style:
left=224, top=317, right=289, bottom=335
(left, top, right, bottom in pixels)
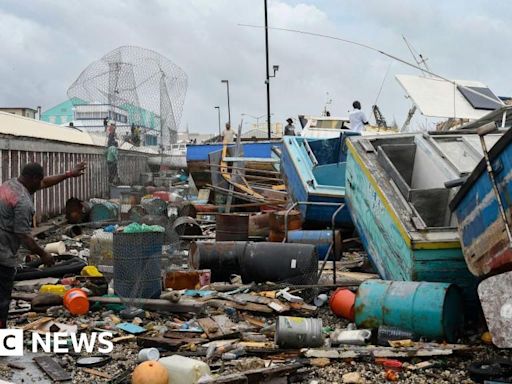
left=354, top=280, right=464, bottom=342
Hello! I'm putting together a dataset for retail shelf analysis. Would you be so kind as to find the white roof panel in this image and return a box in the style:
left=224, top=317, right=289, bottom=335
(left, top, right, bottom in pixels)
left=0, top=111, right=96, bottom=145
left=395, top=74, right=503, bottom=120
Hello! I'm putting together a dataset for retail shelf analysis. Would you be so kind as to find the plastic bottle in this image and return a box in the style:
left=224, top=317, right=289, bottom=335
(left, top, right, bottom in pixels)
left=377, top=326, right=414, bottom=346
left=330, top=329, right=372, bottom=345
left=159, top=355, right=211, bottom=384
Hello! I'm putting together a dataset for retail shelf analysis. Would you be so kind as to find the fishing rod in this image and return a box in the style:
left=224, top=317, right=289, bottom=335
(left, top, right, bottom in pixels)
left=238, top=24, right=502, bottom=108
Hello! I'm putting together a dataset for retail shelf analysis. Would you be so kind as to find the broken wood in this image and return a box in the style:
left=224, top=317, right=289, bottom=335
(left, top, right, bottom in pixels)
left=22, top=316, right=52, bottom=331
left=81, top=368, right=112, bottom=380
left=111, top=335, right=136, bottom=344
left=33, top=356, right=72, bottom=382
left=137, top=336, right=205, bottom=350
left=205, top=299, right=273, bottom=313
left=304, top=344, right=476, bottom=359
left=198, top=315, right=240, bottom=340
left=88, top=296, right=204, bottom=313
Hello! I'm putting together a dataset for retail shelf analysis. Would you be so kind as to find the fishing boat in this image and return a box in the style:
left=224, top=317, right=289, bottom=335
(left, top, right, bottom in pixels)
left=450, top=124, right=511, bottom=277
left=281, top=132, right=358, bottom=228
left=186, top=141, right=280, bottom=189
left=344, top=132, right=490, bottom=307
left=298, top=115, right=397, bottom=139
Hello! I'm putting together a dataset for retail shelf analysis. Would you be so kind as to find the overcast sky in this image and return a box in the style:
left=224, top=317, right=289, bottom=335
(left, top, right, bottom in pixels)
left=1, top=0, right=511, bottom=133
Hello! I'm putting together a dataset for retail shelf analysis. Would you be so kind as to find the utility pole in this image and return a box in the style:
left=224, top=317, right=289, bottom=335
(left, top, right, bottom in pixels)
left=264, top=0, right=271, bottom=139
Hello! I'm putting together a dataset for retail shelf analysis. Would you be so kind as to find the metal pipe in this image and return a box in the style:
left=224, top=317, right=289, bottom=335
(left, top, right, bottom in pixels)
left=331, top=204, right=345, bottom=284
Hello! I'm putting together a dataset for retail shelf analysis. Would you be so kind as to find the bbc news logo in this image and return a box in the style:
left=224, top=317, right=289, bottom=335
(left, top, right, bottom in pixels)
left=0, top=329, right=113, bottom=356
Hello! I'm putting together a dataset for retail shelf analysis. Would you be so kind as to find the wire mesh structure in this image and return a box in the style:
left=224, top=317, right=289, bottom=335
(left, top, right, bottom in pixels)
left=67, top=46, right=188, bottom=147
left=112, top=231, right=165, bottom=316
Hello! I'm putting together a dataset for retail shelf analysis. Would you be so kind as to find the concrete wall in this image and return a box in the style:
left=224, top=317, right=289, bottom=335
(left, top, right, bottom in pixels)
left=0, top=134, right=148, bottom=223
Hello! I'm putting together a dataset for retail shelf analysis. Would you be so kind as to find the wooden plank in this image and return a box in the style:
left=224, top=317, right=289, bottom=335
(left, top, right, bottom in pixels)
left=205, top=299, right=273, bottom=314
left=137, top=336, right=203, bottom=350
left=81, top=368, right=112, bottom=380
left=197, top=315, right=239, bottom=340
left=23, top=317, right=53, bottom=331
left=33, top=356, right=72, bottom=382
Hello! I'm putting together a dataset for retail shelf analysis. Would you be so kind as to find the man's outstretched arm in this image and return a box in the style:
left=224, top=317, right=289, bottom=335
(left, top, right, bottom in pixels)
left=40, top=162, right=87, bottom=190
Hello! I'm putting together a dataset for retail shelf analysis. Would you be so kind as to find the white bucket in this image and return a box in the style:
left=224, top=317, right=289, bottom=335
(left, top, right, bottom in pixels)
left=44, top=241, right=66, bottom=255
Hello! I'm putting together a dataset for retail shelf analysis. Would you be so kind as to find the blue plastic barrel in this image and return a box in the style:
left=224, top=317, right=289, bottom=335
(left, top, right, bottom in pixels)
left=354, top=280, right=464, bottom=342
left=90, top=202, right=119, bottom=222
left=287, top=230, right=341, bottom=260
left=113, top=232, right=164, bottom=299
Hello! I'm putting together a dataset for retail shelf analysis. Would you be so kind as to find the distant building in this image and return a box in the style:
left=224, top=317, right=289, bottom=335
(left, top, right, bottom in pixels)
left=42, top=99, right=160, bottom=146
left=41, top=98, right=85, bottom=125
left=0, top=107, right=37, bottom=119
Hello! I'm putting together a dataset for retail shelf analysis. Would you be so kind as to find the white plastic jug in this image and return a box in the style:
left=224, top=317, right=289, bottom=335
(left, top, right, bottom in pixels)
left=159, top=355, right=211, bottom=384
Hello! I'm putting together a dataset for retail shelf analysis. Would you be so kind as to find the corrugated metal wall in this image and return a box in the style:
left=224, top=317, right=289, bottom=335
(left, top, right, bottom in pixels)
left=0, top=135, right=148, bottom=223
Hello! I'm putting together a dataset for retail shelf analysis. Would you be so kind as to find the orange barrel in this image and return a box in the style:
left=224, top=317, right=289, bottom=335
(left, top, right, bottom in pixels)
left=329, top=288, right=356, bottom=321
left=63, top=288, right=90, bottom=315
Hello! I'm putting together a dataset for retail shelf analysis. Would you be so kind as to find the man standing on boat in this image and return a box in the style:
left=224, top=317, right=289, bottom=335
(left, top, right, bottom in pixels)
left=222, top=122, right=235, bottom=143
left=349, top=101, right=369, bottom=133
left=284, top=118, right=296, bottom=136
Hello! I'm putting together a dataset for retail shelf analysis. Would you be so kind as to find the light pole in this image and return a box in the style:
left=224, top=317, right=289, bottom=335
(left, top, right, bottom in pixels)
left=221, top=80, right=231, bottom=128
left=214, top=106, right=221, bottom=138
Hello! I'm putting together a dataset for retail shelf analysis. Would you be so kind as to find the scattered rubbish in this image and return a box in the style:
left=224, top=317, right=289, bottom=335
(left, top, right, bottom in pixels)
left=138, top=347, right=160, bottom=362
left=44, top=241, right=66, bottom=255
left=63, top=288, right=90, bottom=315
left=39, top=284, right=68, bottom=296
left=377, top=325, right=415, bottom=346
left=329, top=288, right=356, bottom=320
left=132, top=360, right=169, bottom=384
left=76, top=355, right=112, bottom=368
left=164, top=269, right=211, bottom=290
left=314, top=293, right=328, bottom=307
left=123, top=222, right=165, bottom=233
left=342, top=371, right=363, bottom=384
left=159, top=355, right=211, bottom=384
left=275, top=316, right=323, bottom=348
left=116, top=322, right=147, bottom=334
left=33, top=356, right=72, bottom=382
left=81, top=265, right=103, bottom=277
left=355, top=280, right=464, bottom=342
left=330, top=329, right=372, bottom=345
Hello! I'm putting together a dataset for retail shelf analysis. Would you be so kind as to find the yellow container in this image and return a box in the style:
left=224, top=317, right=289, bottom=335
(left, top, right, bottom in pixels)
left=81, top=266, right=103, bottom=277
left=39, top=284, right=68, bottom=296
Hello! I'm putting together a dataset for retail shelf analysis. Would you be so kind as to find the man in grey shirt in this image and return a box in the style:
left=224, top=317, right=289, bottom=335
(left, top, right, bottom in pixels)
left=0, top=162, right=86, bottom=328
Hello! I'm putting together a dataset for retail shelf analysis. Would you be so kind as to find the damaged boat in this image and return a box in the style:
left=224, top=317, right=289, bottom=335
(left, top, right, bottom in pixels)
left=344, top=132, right=499, bottom=306
left=281, top=133, right=359, bottom=228
left=450, top=122, right=512, bottom=277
